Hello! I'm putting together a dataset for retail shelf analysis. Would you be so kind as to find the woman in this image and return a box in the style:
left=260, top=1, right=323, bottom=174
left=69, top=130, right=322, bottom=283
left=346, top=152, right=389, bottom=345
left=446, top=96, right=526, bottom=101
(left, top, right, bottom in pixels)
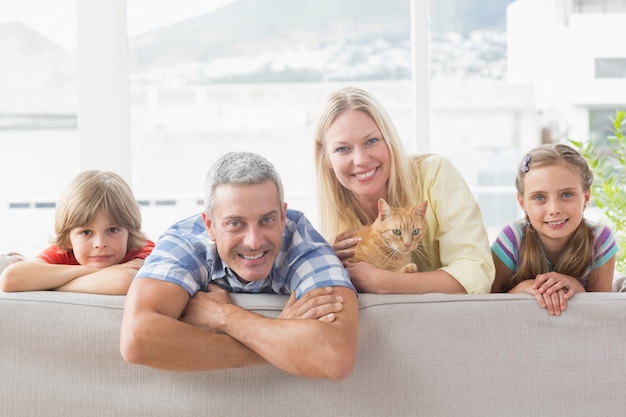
left=313, top=86, right=494, bottom=294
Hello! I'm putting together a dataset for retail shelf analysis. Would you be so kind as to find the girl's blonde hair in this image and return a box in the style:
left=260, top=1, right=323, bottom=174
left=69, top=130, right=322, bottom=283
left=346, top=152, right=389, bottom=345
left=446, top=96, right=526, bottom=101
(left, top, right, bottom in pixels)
left=313, top=86, right=420, bottom=242
left=53, top=170, right=148, bottom=251
left=512, top=143, right=594, bottom=287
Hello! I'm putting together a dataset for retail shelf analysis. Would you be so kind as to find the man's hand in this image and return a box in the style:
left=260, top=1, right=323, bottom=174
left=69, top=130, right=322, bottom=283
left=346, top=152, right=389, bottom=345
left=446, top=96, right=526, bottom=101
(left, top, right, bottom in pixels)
left=179, top=284, right=234, bottom=332
left=279, top=286, right=344, bottom=323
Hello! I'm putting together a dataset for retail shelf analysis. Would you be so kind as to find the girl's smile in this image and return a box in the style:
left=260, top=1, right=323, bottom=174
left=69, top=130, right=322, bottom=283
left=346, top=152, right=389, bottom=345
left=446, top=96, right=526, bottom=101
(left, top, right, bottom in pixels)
left=518, top=161, right=590, bottom=255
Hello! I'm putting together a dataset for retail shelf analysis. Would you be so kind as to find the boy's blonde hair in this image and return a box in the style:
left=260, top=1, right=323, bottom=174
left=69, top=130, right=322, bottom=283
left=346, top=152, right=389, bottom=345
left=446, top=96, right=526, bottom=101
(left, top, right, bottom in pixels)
left=313, top=86, right=420, bottom=242
left=53, top=170, right=148, bottom=251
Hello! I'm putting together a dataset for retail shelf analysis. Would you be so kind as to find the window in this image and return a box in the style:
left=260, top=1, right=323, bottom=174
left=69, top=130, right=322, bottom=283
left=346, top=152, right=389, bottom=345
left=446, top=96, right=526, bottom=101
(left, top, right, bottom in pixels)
left=2, top=0, right=625, bottom=255
left=595, top=58, right=626, bottom=79
left=0, top=0, right=77, bottom=255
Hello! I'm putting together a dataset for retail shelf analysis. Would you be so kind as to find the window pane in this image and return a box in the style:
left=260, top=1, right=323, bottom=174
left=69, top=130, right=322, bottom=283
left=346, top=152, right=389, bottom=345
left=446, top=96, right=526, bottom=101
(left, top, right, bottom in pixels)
left=126, top=0, right=414, bottom=236
left=433, top=0, right=626, bottom=238
left=595, top=58, right=626, bottom=79
left=0, top=1, right=77, bottom=256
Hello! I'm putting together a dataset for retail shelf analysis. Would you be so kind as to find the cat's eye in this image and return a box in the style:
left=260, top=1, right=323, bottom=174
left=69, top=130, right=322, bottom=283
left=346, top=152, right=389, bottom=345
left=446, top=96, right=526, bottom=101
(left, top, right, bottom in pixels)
left=412, top=229, right=420, bottom=236
left=392, top=229, right=401, bottom=236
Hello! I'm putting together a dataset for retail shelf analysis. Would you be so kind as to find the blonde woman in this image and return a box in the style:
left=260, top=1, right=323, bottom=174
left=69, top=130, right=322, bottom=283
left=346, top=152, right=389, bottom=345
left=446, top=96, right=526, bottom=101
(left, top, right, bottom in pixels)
left=0, top=170, right=154, bottom=294
left=313, top=86, right=494, bottom=294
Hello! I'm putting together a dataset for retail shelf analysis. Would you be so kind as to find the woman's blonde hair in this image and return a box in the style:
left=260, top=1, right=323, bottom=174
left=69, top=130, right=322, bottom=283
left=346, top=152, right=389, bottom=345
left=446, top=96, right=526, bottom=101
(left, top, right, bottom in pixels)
left=511, top=143, right=594, bottom=287
left=53, top=170, right=148, bottom=251
left=313, top=86, right=420, bottom=242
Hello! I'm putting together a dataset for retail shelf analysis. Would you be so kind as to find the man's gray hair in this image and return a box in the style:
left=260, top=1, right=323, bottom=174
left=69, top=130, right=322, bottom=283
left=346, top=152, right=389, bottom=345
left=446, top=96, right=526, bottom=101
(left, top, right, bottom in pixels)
left=204, top=152, right=284, bottom=214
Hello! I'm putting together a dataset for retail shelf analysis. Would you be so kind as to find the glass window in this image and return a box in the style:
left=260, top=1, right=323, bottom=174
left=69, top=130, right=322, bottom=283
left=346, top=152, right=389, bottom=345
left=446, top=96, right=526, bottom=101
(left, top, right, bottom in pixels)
left=4, top=0, right=624, bottom=255
left=0, top=1, right=77, bottom=256
left=126, top=0, right=415, bottom=235
left=595, top=58, right=626, bottom=79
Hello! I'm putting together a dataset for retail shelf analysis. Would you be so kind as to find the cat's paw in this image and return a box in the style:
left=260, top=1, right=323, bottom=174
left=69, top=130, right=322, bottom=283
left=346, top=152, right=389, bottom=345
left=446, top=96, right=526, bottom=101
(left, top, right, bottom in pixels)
left=400, top=263, right=418, bottom=273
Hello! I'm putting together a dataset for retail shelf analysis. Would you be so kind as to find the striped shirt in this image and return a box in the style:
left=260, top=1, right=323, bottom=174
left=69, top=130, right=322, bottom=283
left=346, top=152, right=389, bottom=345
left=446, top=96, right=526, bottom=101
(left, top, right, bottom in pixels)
left=491, top=218, right=618, bottom=287
left=135, top=209, right=355, bottom=299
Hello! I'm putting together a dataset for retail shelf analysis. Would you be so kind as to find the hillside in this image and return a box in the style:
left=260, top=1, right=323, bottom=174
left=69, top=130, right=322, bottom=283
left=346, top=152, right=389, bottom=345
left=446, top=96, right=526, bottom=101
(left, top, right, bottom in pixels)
left=128, top=0, right=513, bottom=84
left=0, top=22, right=76, bottom=113
left=129, top=0, right=409, bottom=69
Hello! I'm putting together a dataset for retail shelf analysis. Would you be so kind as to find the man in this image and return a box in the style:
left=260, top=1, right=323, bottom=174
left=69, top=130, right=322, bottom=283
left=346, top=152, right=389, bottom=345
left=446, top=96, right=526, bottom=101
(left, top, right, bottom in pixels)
left=120, top=152, right=358, bottom=381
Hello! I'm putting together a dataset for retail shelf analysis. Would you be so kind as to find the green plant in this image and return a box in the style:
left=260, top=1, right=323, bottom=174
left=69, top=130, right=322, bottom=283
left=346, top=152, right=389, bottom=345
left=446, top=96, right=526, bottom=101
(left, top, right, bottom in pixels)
left=571, top=109, right=626, bottom=275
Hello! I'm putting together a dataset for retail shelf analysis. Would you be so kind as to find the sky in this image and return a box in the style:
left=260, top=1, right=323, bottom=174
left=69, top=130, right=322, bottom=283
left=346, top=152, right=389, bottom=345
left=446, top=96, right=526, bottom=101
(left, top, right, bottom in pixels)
left=0, top=0, right=233, bottom=50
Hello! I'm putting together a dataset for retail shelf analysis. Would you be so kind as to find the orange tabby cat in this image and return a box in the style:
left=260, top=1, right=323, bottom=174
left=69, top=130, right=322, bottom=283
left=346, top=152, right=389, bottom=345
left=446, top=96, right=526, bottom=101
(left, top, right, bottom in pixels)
left=348, top=198, right=428, bottom=273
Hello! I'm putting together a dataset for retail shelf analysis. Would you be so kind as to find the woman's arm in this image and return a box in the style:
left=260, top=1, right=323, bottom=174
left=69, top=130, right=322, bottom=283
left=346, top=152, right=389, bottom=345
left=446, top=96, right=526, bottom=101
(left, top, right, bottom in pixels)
left=346, top=260, right=466, bottom=293
left=491, top=254, right=515, bottom=293
left=416, top=156, right=496, bottom=293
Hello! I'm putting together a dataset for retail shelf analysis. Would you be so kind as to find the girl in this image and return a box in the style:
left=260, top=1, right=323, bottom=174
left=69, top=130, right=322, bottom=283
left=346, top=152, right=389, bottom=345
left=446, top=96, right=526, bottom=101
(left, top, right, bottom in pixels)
left=313, top=86, right=495, bottom=294
left=491, top=144, right=618, bottom=315
left=0, top=170, right=154, bottom=294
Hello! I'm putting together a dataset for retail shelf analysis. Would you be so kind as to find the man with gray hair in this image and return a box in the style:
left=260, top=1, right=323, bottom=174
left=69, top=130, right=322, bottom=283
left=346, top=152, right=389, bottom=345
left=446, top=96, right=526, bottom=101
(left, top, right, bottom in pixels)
left=120, top=152, right=358, bottom=381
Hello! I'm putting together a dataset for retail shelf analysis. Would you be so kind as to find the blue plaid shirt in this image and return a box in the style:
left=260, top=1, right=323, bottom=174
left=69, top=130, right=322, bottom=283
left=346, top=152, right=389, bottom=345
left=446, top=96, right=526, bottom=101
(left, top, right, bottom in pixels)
left=135, top=209, right=355, bottom=299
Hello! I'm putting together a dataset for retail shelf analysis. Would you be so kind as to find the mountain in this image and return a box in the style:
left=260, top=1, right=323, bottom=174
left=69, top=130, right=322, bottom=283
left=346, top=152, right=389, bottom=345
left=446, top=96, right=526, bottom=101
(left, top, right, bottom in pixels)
left=0, top=22, right=77, bottom=113
left=129, top=0, right=409, bottom=69
left=128, top=0, right=513, bottom=84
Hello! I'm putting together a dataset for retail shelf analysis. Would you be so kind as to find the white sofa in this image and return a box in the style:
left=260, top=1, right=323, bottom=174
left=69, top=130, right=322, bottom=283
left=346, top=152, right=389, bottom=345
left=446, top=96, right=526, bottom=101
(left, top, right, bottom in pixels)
left=2, top=290, right=626, bottom=417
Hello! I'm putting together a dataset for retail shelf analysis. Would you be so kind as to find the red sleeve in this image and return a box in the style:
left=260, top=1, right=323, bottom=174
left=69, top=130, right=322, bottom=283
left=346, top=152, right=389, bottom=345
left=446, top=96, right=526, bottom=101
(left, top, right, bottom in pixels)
left=36, top=246, right=78, bottom=265
left=121, top=240, right=155, bottom=263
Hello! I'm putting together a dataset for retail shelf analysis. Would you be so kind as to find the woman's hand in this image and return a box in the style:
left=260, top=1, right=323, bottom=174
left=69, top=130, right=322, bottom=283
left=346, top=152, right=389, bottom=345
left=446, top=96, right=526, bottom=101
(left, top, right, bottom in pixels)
left=332, top=230, right=360, bottom=261
left=344, top=261, right=383, bottom=293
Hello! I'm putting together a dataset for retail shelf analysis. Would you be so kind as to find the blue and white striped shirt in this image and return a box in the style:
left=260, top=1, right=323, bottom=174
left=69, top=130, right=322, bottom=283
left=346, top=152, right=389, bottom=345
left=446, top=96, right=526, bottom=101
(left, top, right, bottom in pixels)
left=135, top=209, right=355, bottom=299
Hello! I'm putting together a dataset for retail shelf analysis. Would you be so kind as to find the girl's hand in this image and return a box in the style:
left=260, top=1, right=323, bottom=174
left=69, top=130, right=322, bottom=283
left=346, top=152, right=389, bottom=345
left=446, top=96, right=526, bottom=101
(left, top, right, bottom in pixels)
left=535, top=288, right=568, bottom=316
left=333, top=231, right=360, bottom=261
left=510, top=279, right=568, bottom=316
left=532, top=272, right=584, bottom=300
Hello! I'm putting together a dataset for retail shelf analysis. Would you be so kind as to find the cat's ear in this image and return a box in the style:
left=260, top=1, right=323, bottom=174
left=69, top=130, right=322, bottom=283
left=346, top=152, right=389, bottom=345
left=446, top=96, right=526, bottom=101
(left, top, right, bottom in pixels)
left=378, top=198, right=393, bottom=220
left=413, top=200, right=428, bottom=218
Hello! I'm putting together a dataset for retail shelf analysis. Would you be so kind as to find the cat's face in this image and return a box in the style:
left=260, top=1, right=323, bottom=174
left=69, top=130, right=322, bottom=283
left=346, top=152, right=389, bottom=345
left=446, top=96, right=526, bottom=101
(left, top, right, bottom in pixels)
left=378, top=209, right=426, bottom=254
left=375, top=199, right=428, bottom=255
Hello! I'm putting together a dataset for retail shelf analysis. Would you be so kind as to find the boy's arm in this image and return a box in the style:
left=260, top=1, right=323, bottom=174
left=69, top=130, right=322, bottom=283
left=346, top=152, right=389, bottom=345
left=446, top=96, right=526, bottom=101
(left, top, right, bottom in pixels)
left=0, top=260, right=97, bottom=292
left=54, top=260, right=143, bottom=294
